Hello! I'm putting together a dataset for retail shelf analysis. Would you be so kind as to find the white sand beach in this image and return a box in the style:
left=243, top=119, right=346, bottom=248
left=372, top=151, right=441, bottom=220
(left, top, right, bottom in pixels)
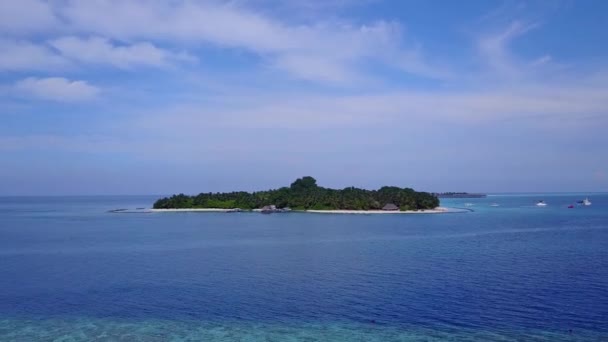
left=148, top=207, right=451, bottom=214
left=304, top=207, right=449, bottom=214
left=148, top=208, right=232, bottom=212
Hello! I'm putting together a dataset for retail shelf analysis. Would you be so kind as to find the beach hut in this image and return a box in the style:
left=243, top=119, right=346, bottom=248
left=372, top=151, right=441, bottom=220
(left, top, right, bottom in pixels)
left=261, top=205, right=277, bottom=213
left=382, top=203, right=399, bottom=211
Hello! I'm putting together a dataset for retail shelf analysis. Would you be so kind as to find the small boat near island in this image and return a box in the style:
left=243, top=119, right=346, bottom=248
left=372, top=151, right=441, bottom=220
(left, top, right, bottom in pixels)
left=576, top=198, right=592, bottom=206
left=536, top=200, right=547, bottom=207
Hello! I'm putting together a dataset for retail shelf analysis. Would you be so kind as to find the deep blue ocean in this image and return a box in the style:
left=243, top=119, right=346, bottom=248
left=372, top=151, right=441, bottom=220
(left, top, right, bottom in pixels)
left=1, top=194, right=607, bottom=341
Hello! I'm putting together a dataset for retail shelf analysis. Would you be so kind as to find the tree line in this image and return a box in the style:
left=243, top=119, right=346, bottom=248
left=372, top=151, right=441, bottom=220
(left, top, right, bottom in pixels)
left=153, top=176, right=439, bottom=211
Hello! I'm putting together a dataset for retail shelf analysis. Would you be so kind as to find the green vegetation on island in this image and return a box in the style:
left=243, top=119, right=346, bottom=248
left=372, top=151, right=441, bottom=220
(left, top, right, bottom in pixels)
left=153, top=176, right=439, bottom=211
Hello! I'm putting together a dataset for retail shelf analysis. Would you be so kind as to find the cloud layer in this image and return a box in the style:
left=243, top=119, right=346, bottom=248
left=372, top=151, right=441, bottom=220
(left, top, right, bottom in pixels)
left=14, top=77, right=99, bottom=102
left=49, top=36, right=197, bottom=69
left=0, top=0, right=444, bottom=83
left=1, top=0, right=607, bottom=193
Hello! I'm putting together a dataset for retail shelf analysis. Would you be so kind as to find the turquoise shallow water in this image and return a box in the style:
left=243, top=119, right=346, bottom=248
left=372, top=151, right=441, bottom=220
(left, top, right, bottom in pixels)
left=2, top=318, right=604, bottom=341
left=1, top=194, right=607, bottom=341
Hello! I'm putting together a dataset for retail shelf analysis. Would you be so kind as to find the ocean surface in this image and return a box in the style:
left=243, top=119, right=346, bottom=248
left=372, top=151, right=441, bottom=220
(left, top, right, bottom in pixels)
left=1, top=194, right=607, bottom=341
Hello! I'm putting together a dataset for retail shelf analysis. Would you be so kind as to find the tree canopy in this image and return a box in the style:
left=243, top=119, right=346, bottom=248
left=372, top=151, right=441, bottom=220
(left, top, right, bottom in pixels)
left=153, top=176, right=439, bottom=211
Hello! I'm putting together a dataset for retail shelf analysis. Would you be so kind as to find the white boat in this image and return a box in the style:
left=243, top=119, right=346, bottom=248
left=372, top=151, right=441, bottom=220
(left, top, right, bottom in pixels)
left=536, top=200, right=547, bottom=207
left=490, top=203, right=499, bottom=207
left=576, top=198, right=592, bottom=206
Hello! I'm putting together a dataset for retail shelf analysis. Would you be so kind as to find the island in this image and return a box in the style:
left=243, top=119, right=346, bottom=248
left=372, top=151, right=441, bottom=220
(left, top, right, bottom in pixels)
left=153, top=176, right=441, bottom=213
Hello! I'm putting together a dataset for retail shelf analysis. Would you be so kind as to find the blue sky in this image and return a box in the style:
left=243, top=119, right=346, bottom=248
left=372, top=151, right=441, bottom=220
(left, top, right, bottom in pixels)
left=1, top=0, right=607, bottom=195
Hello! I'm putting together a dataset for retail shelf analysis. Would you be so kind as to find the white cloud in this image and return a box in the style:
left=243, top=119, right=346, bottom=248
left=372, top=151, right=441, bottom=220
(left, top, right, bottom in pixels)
left=0, top=39, right=68, bottom=71
left=132, top=78, right=608, bottom=135
left=14, top=77, right=100, bottom=102
left=0, top=36, right=195, bottom=73
left=0, top=0, right=447, bottom=82
left=477, top=21, right=546, bottom=79
left=49, top=36, right=196, bottom=69
left=530, top=54, right=552, bottom=67
left=0, top=0, right=58, bottom=34
left=273, top=54, right=363, bottom=84
left=54, top=0, right=443, bottom=82
left=61, top=0, right=297, bottom=51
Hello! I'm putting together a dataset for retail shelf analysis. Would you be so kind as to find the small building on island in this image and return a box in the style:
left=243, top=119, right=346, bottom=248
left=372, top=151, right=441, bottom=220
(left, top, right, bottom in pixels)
left=261, top=205, right=277, bottom=214
left=382, top=203, right=399, bottom=211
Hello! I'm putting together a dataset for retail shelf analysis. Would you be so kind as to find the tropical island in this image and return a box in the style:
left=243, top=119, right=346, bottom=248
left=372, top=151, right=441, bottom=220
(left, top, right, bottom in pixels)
left=152, top=176, right=441, bottom=213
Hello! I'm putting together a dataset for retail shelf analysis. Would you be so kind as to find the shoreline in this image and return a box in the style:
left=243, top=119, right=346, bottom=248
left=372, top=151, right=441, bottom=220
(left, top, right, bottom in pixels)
left=148, top=207, right=452, bottom=214
left=148, top=208, right=232, bottom=212
left=304, top=207, right=449, bottom=214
